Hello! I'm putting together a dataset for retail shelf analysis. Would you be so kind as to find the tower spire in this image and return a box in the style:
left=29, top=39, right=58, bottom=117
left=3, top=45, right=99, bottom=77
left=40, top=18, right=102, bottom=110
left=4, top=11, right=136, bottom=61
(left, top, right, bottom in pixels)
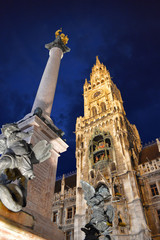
left=31, top=29, right=70, bottom=118
left=96, top=55, right=100, bottom=65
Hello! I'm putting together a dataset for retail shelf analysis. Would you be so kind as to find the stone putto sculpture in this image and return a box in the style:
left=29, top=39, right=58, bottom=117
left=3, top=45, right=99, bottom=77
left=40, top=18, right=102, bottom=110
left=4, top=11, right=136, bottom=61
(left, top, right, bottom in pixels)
left=0, top=123, right=51, bottom=212
left=81, top=180, right=114, bottom=240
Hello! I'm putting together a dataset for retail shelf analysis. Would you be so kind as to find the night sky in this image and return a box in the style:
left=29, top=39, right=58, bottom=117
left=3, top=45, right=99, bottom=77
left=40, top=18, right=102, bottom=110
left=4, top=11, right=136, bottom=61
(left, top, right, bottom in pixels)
left=0, top=0, right=160, bottom=177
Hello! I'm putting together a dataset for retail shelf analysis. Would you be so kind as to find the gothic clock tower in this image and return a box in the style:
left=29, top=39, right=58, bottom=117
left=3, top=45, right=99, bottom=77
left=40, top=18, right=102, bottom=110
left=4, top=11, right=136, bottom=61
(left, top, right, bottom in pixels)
left=74, top=57, right=150, bottom=240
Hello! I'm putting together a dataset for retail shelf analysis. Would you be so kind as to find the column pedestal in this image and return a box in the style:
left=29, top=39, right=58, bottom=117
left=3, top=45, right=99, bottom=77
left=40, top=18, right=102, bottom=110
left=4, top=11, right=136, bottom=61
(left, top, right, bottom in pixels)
left=17, top=114, right=68, bottom=240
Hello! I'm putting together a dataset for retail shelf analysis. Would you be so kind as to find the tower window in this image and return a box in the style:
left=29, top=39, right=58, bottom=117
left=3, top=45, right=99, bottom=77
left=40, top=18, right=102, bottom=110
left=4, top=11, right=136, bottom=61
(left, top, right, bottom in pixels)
left=67, top=207, right=73, bottom=219
left=101, top=102, right=106, bottom=112
left=92, top=107, right=97, bottom=117
left=105, top=138, right=111, bottom=147
left=150, top=183, right=159, bottom=196
left=53, top=211, right=58, bottom=223
left=157, top=210, right=160, bottom=221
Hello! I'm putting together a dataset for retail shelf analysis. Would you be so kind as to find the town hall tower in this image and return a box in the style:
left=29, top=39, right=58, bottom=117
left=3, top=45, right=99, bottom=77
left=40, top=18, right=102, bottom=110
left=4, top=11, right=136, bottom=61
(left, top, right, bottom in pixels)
left=74, top=57, right=150, bottom=240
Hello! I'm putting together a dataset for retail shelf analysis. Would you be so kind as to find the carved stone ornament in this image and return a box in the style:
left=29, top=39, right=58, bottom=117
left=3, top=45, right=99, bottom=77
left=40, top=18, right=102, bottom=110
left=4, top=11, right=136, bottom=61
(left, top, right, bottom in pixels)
left=0, top=123, right=51, bottom=212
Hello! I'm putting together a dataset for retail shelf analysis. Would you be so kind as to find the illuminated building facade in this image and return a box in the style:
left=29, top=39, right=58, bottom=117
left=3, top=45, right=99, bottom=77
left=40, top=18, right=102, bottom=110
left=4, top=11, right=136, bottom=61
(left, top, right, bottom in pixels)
left=53, top=57, right=160, bottom=240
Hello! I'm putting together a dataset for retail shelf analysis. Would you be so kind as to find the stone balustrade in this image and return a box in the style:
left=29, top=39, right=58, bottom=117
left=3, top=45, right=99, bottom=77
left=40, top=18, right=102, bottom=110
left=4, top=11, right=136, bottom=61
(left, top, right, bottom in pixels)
left=53, top=187, right=76, bottom=202
left=138, top=159, right=160, bottom=175
left=65, top=218, right=74, bottom=225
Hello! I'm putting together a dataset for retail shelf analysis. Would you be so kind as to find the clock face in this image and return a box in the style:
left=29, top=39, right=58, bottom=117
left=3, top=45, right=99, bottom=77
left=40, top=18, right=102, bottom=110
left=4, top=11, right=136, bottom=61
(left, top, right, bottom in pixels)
left=93, top=91, right=101, bottom=98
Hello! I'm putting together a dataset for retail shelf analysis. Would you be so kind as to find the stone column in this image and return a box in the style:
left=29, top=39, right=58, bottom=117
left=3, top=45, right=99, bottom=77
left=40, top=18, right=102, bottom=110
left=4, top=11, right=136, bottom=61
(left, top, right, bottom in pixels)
left=15, top=33, right=70, bottom=240
left=31, top=35, right=70, bottom=117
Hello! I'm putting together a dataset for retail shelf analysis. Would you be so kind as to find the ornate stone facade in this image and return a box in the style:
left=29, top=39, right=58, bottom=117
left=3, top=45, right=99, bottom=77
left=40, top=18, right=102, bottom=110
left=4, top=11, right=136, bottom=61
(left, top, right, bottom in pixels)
left=53, top=57, right=160, bottom=240
left=53, top=173, right=76, bottom=240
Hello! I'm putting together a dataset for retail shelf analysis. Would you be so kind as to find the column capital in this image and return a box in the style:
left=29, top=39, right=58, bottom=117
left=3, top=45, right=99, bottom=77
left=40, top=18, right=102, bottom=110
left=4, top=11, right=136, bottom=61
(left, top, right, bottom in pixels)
left=45, top=35, right=70, bottom=53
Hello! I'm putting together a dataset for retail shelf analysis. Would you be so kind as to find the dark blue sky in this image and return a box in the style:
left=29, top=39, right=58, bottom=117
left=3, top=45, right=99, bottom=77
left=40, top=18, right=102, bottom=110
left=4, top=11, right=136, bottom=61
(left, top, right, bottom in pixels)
left=0, top=0, right=160, bottom=177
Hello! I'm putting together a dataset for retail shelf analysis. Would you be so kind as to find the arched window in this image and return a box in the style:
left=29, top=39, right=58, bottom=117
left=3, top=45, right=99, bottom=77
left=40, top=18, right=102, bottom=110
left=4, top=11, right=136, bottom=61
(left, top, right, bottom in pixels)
left=89, top=130, right=113, bottom=169
left=101, top=102, right=106, bottom=112
left=92, top=107, right=97, bottom=117
left=77, top=135, right=81, bottom=148
left=120, top=117, right=123, bottom=127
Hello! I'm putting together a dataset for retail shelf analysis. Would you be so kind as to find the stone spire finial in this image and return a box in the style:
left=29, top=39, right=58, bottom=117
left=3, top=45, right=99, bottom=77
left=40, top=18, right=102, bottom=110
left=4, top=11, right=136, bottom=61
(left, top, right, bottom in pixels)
left=96, top=56, right=100, bottom=65
left=84, top=78, right=88, bottom=86
left=156, top=138, right=160, bottom=152
left=89, top=56, right=110, bottom=86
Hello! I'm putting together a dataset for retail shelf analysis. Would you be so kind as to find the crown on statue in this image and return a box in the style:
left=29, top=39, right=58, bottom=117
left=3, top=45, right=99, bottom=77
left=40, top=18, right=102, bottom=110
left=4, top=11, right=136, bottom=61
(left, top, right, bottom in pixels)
left=55, top=28, right=69, bottom=45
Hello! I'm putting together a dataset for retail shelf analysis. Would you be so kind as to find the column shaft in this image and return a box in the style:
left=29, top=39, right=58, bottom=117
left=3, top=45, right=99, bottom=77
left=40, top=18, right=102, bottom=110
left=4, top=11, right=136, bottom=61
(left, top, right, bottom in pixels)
left=32, top=47, right=63, bottom=117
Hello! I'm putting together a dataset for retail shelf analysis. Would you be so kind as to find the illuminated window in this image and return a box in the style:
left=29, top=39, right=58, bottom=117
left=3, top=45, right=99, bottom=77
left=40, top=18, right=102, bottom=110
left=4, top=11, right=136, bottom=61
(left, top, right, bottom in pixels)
left=89, top=131, right=113, bottom=167
left=53, top=211, right=58, bottom=223
left=66, top=231, right=72, bottom=240
left=157, top=210, right=160, bottom=221
left=67, top=208, right=72, bottom=219
left=150, top=183, right=159, bottom=196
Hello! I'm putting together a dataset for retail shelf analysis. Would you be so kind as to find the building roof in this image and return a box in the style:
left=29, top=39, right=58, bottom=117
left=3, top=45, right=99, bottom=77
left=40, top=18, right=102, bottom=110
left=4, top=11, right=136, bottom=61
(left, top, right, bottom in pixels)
left=55, top=173, right=77, bottom=193
left=139, top=142, right=160, bottom=164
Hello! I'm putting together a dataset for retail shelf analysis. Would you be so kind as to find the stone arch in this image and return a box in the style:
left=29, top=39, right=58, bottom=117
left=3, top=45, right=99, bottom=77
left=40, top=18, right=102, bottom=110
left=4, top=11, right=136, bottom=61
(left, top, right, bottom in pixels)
left=92, top=106, right=97, bottom=117
left=115, top=117, right=119, bottom=131
left=101, top=102, right=106, bottom=112
left=110, top=119, right=113, bottom=123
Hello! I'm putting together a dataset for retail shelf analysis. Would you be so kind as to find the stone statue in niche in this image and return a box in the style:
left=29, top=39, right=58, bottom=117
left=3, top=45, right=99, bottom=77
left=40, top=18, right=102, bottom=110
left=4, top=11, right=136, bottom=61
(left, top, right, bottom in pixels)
left=81, top=180, right=115, bottom=240
left=0, top=123, right=51, bottom=212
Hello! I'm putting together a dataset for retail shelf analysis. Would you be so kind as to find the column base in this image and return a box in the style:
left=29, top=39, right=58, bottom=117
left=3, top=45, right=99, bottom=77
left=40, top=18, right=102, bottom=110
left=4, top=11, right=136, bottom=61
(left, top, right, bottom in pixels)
left=0, top=201, right=64, bottom=240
